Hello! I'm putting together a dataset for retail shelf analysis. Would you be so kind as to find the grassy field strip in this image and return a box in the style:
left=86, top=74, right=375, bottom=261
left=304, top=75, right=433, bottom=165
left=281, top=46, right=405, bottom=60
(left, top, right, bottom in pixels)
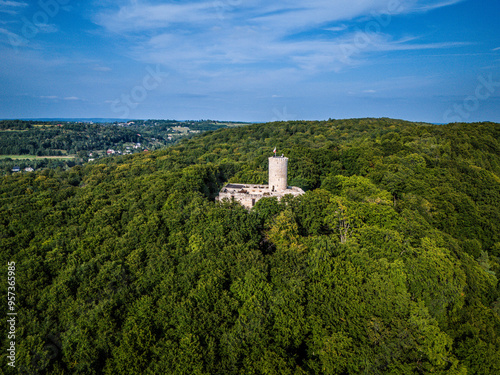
left=0, top=155, right=77, bottom=160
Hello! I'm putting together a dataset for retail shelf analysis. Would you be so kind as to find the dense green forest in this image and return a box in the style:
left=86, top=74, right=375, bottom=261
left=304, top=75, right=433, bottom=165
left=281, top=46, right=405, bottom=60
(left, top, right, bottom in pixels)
left=0, top=121, right=147, bottom=157
left=0, top=120, right=238, bottom=175
left=1, top=118, right=499, bottom=374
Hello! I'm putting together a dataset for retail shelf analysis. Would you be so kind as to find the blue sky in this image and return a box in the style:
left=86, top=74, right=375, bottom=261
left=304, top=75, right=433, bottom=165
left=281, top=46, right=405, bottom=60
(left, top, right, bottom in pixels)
left=0, top=0, right=499, bottom=122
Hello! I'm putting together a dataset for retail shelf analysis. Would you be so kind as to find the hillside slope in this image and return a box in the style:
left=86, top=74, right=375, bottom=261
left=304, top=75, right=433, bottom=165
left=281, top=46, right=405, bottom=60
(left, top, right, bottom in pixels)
left=1, top=118, right=499, bottom=374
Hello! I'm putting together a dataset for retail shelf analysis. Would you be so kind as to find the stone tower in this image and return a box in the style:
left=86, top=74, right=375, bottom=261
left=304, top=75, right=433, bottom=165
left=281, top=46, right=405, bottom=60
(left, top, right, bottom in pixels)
left=217, top=154, right=303, bottom=208
left=268, top=156, right=288, bottom=192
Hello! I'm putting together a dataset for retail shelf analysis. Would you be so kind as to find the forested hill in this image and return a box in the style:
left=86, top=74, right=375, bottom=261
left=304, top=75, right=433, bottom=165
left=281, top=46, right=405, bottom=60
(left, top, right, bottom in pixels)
left=1, top=118, right=499, bottom=374
left=0, top=119, right=240, bottom=174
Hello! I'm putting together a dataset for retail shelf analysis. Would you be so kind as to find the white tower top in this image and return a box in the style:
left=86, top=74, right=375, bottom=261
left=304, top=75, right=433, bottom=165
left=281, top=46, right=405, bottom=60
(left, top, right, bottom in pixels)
left=268, top=156, right=288, bottom=192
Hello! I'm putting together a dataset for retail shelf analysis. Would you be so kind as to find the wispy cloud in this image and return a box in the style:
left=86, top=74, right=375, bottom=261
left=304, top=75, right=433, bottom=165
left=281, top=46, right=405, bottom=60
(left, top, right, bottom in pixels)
left=94, top=1, right=217, bottom=33
left=0, top=0, right=27, bottom=15
left=92, top=0, right=467, bottom=76
left=0, top=1, right=28, bottom=6
left=39, top=95, right=82, bottom=101
left=0, top=9, right=18, bottom=15
left=130, top=28, right=467, bottom=77
left=411, top=0, right=466, bottom=12
left=0, top=27, right=18, bottom=38
left=324, top=25, right=348, bottom=33
left=0, top=0, right=496, bottom=122
left=37, top=24, right=59, bottom=33
left=94, top=1, right=464, bottom=34
left=0, top=26, right=29, bottom=48
left=93, top=65, right=112, bottom=72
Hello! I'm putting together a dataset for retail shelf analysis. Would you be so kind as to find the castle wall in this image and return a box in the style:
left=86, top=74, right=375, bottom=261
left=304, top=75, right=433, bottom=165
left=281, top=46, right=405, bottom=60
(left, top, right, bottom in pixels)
left=217, top=183, right=304, bottom=209
left=216, top=184, right=271, bottom=209
left=268, top=156, right=288, bottom=192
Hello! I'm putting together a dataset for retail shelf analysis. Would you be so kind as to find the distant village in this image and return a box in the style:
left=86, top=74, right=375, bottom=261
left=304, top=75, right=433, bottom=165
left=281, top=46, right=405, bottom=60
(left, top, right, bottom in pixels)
left=4, top=120, right=225, bottom=174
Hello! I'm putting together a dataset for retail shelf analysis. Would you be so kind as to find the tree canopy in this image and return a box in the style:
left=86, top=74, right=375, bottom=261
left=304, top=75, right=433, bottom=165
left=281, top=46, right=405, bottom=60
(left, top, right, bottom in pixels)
left=0, top=118, right=499, bottom=374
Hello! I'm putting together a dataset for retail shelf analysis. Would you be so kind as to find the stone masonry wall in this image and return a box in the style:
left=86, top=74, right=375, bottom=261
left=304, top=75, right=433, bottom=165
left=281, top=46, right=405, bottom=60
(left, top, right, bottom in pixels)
left=268, top=156, right=288, bottom=192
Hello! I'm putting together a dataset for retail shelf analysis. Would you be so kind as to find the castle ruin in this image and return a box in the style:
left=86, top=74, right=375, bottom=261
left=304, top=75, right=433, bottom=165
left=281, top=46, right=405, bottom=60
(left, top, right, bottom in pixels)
left=216, top=155, right=305, bottom=209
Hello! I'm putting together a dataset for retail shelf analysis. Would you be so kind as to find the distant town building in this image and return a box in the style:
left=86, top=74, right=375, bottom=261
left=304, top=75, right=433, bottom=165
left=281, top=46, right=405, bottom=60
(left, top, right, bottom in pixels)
left=24, top=167, right=34, bottom=172
left=12, top=166, right=21, bottom=173
left=217, top=153, right=304, bottom=209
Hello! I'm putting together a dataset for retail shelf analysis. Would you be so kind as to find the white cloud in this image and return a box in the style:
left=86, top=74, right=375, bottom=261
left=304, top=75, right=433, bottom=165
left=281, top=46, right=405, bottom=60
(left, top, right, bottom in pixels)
left=135, top=26, right=466, bottom=75
left=412, top=0, right=465, bottom=12
left=0, top=9, right=17, bottom=15
left=39, top=96, right=82, bottom=101
left=324, top=25, right=348, bottom=33
left=0, top=27, right=18, bottom=37
left=94, top=1, right=218, bottom=33
left=0, top=1, right=28, bottom=6
left=94, top=1, right=463, bottom=35
left=93, top=65, right=112, bottom=72
left=90, top=0, right=468, bottom=80
left=37, top=24, right=59, bottom=33
left=0, top=0, right=27, bottom=15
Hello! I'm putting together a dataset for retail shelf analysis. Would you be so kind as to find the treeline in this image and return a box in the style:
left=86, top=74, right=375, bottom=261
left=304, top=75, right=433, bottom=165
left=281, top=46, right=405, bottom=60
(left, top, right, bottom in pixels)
left=0, top=120, right=38, bottom=130
left=141, top=119, right=237, bottom=132
left=0, top=118, right=499, bottom=374
left=0, top=120, right=236, bottom=175
left=0, top=122, right=146, bottom=156
left=0, top=120, right=172, bottom=175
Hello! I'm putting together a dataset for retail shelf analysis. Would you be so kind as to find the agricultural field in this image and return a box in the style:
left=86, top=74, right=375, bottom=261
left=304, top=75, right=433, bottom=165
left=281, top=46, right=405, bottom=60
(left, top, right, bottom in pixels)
left=0, top=119, right=244, bottom=174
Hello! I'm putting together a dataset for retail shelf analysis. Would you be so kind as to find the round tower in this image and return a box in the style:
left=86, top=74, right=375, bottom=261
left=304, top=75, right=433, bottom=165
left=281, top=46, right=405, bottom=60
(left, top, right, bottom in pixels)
left=268, top=156, right=288, bottom=192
